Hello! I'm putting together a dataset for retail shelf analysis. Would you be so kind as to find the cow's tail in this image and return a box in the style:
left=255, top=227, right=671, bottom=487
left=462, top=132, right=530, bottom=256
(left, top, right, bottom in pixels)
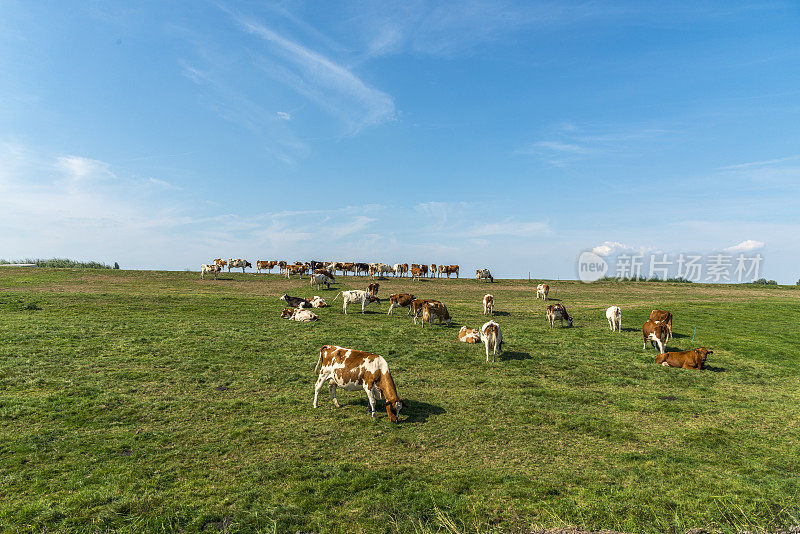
left=332, top=292, right=342, bottom=302
left=314, top=348, right=324, bottom=375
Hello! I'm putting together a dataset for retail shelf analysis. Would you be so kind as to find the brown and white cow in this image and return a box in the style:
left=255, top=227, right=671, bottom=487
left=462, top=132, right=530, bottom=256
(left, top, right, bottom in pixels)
left=458, top=326, right=481, bottom=343
left=483, top=294, right=494, bottom=316
left=314, top=268, right=336, bottom=281
left=313, top=345, right=404, bottom=422
left=476, top=269, right=494, bottom=282
left=387, top=293, right=416, bottom=315
left=649, top=310, right=673, bottom=340
left=286, top=263, right=307, bottom=279
left=547, top=303, right=573, bottom=328
left=409, top=298, right=442, bottom=320
left=214, top=258, right=227, bottom=271
left=308, top=296, right=329, bottom=308
left=228, top=259, right=252, bottom=273
left=410, top=266, right=423, bottom=280
left=280, top=307, right=319, bottom=322
left=201, top=264, right=221, bottom=280
left=441, top=265, right=459, bottom=278
left=656, top=347, right=712, bottom=370
left=333, top=290, right=381, bottom=314
left=367, top=282, right=380, bottom=296
left=536, top=283, right=549, bottom=300
left=420, top=264, right=429, bottom=277
left=430, top=264, right=438, bottom=278
left=341, top=262, right=356, bottom=276
left=480, top=320, right=503, bottom=362
left=643, top=320, right=669, bottom=353
left=257, top=260, right=277, bottom=273
left=420, top=302, right=451, bottom=327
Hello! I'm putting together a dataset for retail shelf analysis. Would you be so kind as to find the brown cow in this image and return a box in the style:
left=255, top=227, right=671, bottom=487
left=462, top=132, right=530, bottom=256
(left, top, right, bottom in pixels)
left=441, top=265, right=459, bottom=278
left=649, top=310, right=673, bottom=340
left=214, top=258, right=227, bottom=271
left=546, top=303, right=573, bottom=328
left=410, top=265, right=423, bottom=280
left=286, top=263, right=307, bottom=279
left=656, top=347, right=712, bottom=370
left=313, top=345, right=404, bottom=422
left=420, top=302, right=451, bottom=327
left=643, top=320, right=669, bottom=353
left=458, top=326, right=481, bottom=343
left=257, top=260, right=278, bottom=273
left=410, top=299, right=443, bottom=322
left=431, top=264, right=438, bottom=278
left=367, top=282, right=380, bottom=296
left=420, top=264, right=429, bottom=277
left=387, top=293, right=416, bottom=315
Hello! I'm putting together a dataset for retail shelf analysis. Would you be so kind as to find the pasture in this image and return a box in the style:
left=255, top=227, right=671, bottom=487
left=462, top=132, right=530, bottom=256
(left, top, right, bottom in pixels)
left=0, top=268, right=798, bottom=533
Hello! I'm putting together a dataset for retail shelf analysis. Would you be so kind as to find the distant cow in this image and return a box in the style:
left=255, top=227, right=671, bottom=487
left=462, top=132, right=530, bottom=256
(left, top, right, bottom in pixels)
left=308, top=296, right=329, bottom=308
left=281, top=307, right=318, bottom=322
left=214, top=258, right=227, bottom=271
left=547, top=303, right=573, bottom=328
left=419, top=302, right=451, bottom=328
left=311, top=273, right=334, bottom=290
left=355, top=262, right=370, bottom=276
left=410, top=266, right=423, bottom=280
left=286, top=263, right=307, bottom=279
left=387, top=293, right=416, bottom=315
left=441, top=265, right=459, bottom=278
left=228, top=259, right=252, bottom=273
left=430, top=264, right=438, bottom=278
left=483, top=294, right=494, bottom=316
left=314, top=268, right=336, bottom=281
left=333, top=290, right=381, bottom=314
left=606, top=306, right=622, bottom=332
left=480, top=320, right=503, bottom=362
left=367, top=282, right=380, bottom=296
left=257, top=260, right=277, bottom=273
left=393, top=263, right=409, bottom=277
left=656, top=347, right=712, bottom=370
left=476, top=269, right=494, bottom=282
left=420, top=264, right=429, bottom=277
left=280, top=294, right=312, bottom=308
left=458, top=326, right=481, bottom=343
left=201, top=264, right=221, bottom=280
left=536, top=284, right=549, bottom=300
left=643, top=320, right=669, bottom=353
left=649, top=310, right=673, bottom=340
left=313, top=345, right=404, bottom=422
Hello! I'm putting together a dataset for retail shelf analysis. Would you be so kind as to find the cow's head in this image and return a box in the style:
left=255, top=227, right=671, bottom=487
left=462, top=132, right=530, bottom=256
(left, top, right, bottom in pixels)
left=385, top=400, right=404, bottom=423
left=280, top=308, right=293, bottom=318
left=245, top=261, right=252, bottom=268
left=280, top=294, right=289, bottom=301
left=566, top=316, right=574, bottom=327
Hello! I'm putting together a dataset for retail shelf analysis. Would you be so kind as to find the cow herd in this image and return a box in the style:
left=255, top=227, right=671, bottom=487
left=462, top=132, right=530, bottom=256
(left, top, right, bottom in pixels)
left=199, top=260, right=713, bottom=423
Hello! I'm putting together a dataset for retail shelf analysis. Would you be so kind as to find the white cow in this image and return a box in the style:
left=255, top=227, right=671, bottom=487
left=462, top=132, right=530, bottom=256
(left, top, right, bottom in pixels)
left=480, top=320, right=503, bottom=363
left=333, top=289, right=381, bottom=314
left=308, top=296, right=329, bottom=308
left=606, top=306, right=622, bottom=332
left=310, top=273, right=334, bottom=290
left=201, top=264, right=221, bottom=280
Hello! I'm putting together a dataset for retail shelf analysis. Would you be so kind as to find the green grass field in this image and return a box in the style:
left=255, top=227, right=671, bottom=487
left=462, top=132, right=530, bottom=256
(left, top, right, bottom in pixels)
left=1, top=268, right=798, bottom=533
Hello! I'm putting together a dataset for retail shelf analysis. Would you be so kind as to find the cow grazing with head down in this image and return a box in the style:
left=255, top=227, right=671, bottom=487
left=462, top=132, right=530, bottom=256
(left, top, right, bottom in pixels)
left=201, top=264, right=221, bottom=280
left=649, top=310, right=673, bottom=340
left=536, top=284, right=549, bottom=300
left=606, top=306, right=622, bottom=332
left=643, top=320, right=669, bottom=353
left=420, top=302, right=451, bottom=328
left=458, top=326, right=481, bottom=343
left=313, top=345, right=404, bottom=422
left=547, top=303, right=573, bottom=328
left=333, top=290, right=381, bottom=314
left=280, top=294, right=312, bottom=308
left=656, top=347, right=712, bottom=370
left=476, top=269, right=494, bottom=282
left=409, top=299, right=442, bottom=321
left=387, top=293, right=415, bottom=315
left=311, top=273, right=334, bottom=289
left=483, top=294, right=494, bottom=316
left=228, top=259, right=252, bottom=273
left=480, top=320, right=503, bottom=362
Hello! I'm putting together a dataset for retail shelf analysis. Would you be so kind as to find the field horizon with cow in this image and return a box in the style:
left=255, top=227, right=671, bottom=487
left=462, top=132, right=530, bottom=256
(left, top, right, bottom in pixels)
left=1, top=265, right=798, bottom=533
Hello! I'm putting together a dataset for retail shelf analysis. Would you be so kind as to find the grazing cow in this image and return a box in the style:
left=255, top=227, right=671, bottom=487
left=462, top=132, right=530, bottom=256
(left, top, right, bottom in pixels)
left=387, top=293, right=416, bottom=315
left=656, top=347, right=712, bottom=370
left=309, top=260, right=325, bottom=271
left=281, top=307, right=319, bottom=322
left=280, top=294, right=312, bottom=308
left=420, top=302, right=451, bottom=327
left=483, top=294, right=494, bottom=316
left=257, top=260, right=276, bottom=273
left=458, top=326, right=481, bottom=343
left=441, top=265, right=459, bottom=278
left=214, top=258, right=227, bottom=271
left=201, top=264, right=221, bottom=280
left=228, top=259, right=252, bottom=273
left=546, top=303, right=573, bottom=328
left=431, top=264, right=438, bottom=278
left=480, top=320, right=503, bottom=362
left=314, top=268, right=336, bottom=281
left=333, top=290, right=381, bottom=314
left=313, top=345, right=404, bottom=422
left=367, top=282, right=380, bottom=296
left=409, top=298, right=442, bottom=320
left=410, top=266, right=423, bottom=280
left=393, top=263, right=409, bottom=277
left=308, top=296, right=329, bottom=308
left=642, top=320, right=669, bottom=353
left=476, top=269, right=494, bottom=283
left=649, top=310, right=673, bottom=340
left=536, top=283, right=549, bottom=300
left=606, top=306, right=622, bottom=332
left=371, top=263, right=393, bottom=279
left=311, top=273, right=334, bottom=290
left=286, top=263, right=307, bottom=279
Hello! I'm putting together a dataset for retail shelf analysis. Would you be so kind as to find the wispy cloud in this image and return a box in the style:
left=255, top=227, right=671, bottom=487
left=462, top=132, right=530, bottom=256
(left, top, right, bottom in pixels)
left=276, top=111, right=291, bottom=120
left=723, top=239, right=765, bottom=253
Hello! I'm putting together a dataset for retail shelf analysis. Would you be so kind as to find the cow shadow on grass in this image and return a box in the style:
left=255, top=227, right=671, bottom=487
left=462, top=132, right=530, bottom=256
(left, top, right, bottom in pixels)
left=490, top=311, right=510, bottom=317
left=671, top=333, right=690, bottom=339
left=401, top=400, right=446, bottom=424
left=501, top=351, right=531, bottom=361
left=705, top=365, right=726, bottom=373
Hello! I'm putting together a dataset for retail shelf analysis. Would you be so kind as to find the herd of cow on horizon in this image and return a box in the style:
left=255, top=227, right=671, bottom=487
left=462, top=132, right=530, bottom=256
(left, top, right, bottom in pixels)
left=200, top=259, right=712, bottom=424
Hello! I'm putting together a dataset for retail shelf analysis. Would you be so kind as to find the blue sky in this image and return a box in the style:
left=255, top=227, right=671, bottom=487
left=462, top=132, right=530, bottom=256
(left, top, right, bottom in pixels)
left=1, top=1, right=799, bottom=281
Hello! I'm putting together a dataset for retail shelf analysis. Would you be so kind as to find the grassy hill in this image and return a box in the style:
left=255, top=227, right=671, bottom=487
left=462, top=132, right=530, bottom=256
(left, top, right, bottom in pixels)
left=0, top=268, right=798, bottom=533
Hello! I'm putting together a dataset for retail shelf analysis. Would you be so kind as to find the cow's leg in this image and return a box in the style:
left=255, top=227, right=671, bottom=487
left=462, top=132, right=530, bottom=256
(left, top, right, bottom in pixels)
left=313, top=375, right=328, bottom=408
left=329, top=384, right=340, bottom=408
left=364, top=385, right=377, bottom=417
left=343, top=302, right=348, bottom=315
left=387, top=302, right=394, bottom=316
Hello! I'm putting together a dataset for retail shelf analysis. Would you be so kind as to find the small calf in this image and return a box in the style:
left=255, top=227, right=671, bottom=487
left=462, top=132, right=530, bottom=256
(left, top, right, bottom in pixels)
left=656, top=347, right=712, bottom=370
left=642, top=320, right=669, bottom=353
left=308, top=296, right=329, bottom=308
left=483, top=294, right=494, bottom=316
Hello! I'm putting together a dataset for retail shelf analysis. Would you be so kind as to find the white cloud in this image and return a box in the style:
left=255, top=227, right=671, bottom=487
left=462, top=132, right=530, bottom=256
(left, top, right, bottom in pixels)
left=55, top=155, right=115, bottom=181
left=591, top=241, right=655, bottom=257
left=723, top=239, right=765, bottom=253
left=276, top=111, right=291, bottom=120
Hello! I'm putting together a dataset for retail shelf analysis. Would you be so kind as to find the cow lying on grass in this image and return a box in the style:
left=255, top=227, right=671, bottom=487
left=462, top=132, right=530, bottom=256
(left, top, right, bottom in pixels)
left=280, top=308, right=319, bottom=322
left=308, top=296, right=328, bottom=308
left=280, top=294, right=312, bottom=308
left=313, top=345, right=404, bottom=423
left=458, top=326, right=481, bottom=343
left=656, top=347, right=712, bottom=370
